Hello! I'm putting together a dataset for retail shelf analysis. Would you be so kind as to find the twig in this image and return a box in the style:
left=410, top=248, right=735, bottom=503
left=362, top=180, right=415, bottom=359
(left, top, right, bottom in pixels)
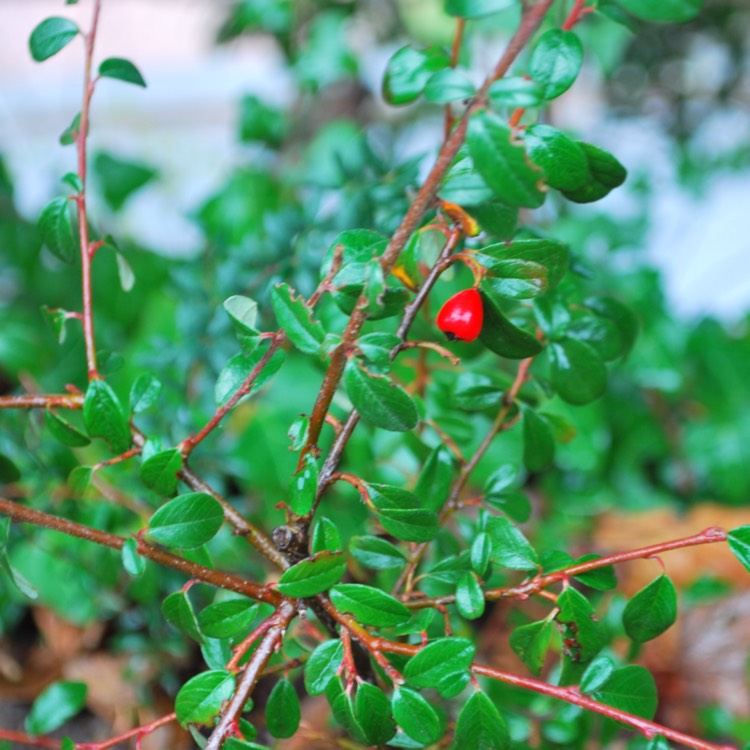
left=0, top=393, right=84, bottom=410
left=77, top=713, right=177, bottom=750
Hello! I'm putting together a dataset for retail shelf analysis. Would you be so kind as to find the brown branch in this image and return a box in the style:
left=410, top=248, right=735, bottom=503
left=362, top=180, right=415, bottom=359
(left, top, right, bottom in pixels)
left=75, top=0, right=102, bottom=381
left=0, top=394, right=84, bottom=410
left=77, top=712, right=177, bottom=750
left=205, top=601, right=297, bottom=750
left=0, top=497, right=282, bottom=606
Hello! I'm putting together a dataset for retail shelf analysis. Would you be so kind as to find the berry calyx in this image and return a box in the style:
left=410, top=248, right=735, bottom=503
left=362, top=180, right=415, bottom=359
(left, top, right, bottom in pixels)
left=436, top=288, right=484, bottom=342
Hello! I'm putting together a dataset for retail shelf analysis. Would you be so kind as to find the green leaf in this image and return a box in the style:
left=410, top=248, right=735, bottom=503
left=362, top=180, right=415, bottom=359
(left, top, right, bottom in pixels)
left=615, top=0, right=701, bottom=23
left=392, top=687, right=443, bottom=745
left=224, top=295, right=260, bottom=355
left=440, top=160, right=495, bottom=206
left=529, top=29, right=583, bottom=100
left=61, top=172, right=83, bottom=193
left=304, top=639, right=343, bottom=696
left=522, top=407, right=555, bottom=472
left=471, top=532, right=492, bottom=576
left=573, top=555, right=617, bottom=591
left=239, top=94, right=287, bottom=146
left=467, top=111, right=545, bottom=208
left=479, top=238, right=569, bottom=292
left=355, top=683, right=396, bottom=746
left=59, top=112, right=82, bottom=146
left=728, top=526, right=750, bottom=574
left=487, top=516, right=539, bottom=571
left=114, top=252, right=135, bottom=292
left=147, top=492, right=224, bottom=549
left=592, top=665, right=658, bottom=720
left=29, top=17, right=79, bottom=62
left=368, top=483, right=439, bottom=542
left=0, top=552, right=39, bottom=600
left=445, top=0, right=515, bottom=18
left=270, top=283, right=325, bottom=355
left=121, top=538, right=145, bottom=577
left=139, top=448, right=182, bottom=495
left=330, top=684, right=367, bottom=744
left=0, top=453, right=21, bottom=483
left=175, top=670, right=235, bottom=727
left=345, top=360, right=418, bottom=432
left=357, top=332, right=400, bottom=370
left=289, top=455, right=319, bottom=515
left=350, top=535, right=406, bottom=569
left=456, top=572, right=485, bottom=620
left=557, top=587, right=604, bottom=663
left=382, top=45, right=450, bottom=105
left=488, top=77, right=544, bottom=108
left=481, top=261, right=547, bottom=300
left=38, top=196, right=77, bottom=263
left=478, top=290, right=543, bottom=359
left=330, top=584, right=411, bottom=627
left=623, top=575, right=678, bottom=643
left=215, top=344, right=285, bottom=405
left=311, top=517, right=342, bottom=554
left=83, top=379, right=131, bottom=454
left=129, top=374, right=162, bottom=413
left=67, top=466, right=93, bottom=495
left=646, top=736, right=671, bottom=750
left=509, top=620, right=552, bottom=677
left=25, top=681, right=87, bottom=735
left=288, top=415, right=309, bottom=451
left=424, top=68, right=476, bottom=103
left=561, top=142, right=627, bottom=203
left=549, top=338, right=607, bottom=405
left=162, top=590, right=202, bottom=641
left=93, top=152, right=157, bottom=211
left=277, top=551, right=347, bottom=597
left=453, top=691, right=510, bottom=750
left=415, top=446, right=455, bottom=511
left=266, top=679, right=300, bottom=738
left=198, top=599, right=258, bottom=639
left=583, top=296, right=639, bottom=358
left=404, top=638, right=475, bottom=698
left=525, top=124, right=590, bottom=192
left=98, top=57, right=147, bottom=87
left=471, top=200, right=518, bottom=239
left=45, top=410, right=90, bottom=448
left=580, top=655, right=615, bottom=694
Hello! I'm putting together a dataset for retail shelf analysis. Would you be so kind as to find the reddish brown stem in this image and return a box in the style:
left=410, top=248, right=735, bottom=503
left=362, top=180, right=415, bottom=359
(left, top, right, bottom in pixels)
left=444, top=18, right=466, bottom=139
left=77, top=713, right=177, bottom=750
left=0, top=496, right=282, bottom=605
left=75, top=0, right=102, bottom=381
left=0, top=394, right=84, bottom=410
left=93, top=446, right=141, bottom=470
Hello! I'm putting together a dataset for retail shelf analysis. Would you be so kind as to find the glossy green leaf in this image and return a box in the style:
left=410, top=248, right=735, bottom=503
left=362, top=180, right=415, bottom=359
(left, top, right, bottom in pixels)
left=350, top=535, right=406, bottom=569
left=344, top=360, right=418, bottom=432
left=471, top=200, right=518, bottom=239
left=728, top=526, right=750, bottom=574
left=45, top=410, right=90, bottom=448
left=480, top=238, right=569, bottom=292
left=424, top=68, right=476, bottom=103
left=549, top=338, right=607, bottom=405
left=83, top=379, right=131, bottom=454
left=147, top=492, right=224, bottom=549
left=121, top=538, right=145, bottom=577
left=615, top=0, right=701, bottom=23
left=481, top=260, right=547, bottom=300
left=440, top=160, right=495, bottom=206
left=271, top=283, right=325, bottom=355
left=25, top=681, right=87, bottom=735
left=277, top=551, right=346, bottom=597
left=29, top=17, right=79, bottom=62
left=488, top=77, right=544, bottom=108
left=215, top=344, right=285, bottom=405
left=355, top=683, right=396, bottom=746
left=456, top=572, right=485, bottom=620
left=67, top=466, right=93, bottom=495
left=175, top=670, right=235, bottom=727
left=454, top=373, right=504, bottom=411
left=331, top=583, right=411, bottom=627
left=304, top=639, right=343, bottom=696
left=479, top=290, right=543, bottom=359
left=266, top=679, right=300, bottom=738
left=509, top=619, right=552, bottom=677
left=61, top=172, right=83, bottom=193
left=584, top=296, right=639, bottom=358
left=239, top=94, right=287, bottom=146
left=623, top=575, right=678, bottom=643
left=592, top=665, right=658, bottom=719
left=162, top=590, right=202, bottom=641
left=129, top=373, right=162, bottom=413
left=382, top=45, right=450, bottom=105
left=198, top=599, right=258, bottom=639
left=487, top=516, right=539, bottom=571
left=646, top=736, right=671, bottom=750
left=392, top=687, right=442, bottom=745
left=467, top=111, right=545, bottom=208
left=93, top=152, right=157, bottom=211
left=287, top=415, right=309, bottom=451
left=140, top=448, right=182, bottom=495
left=470, top=532, right=492, bottom=576
left=415, top=446, right=455, bottom=511
left=59, top=112, right=82, bottom=145
left=404, top=638, right=475, bottom=697
left=357, top=332, right=400, bottom=370
left=522, top=407, right=555, bottom=472
left=557, top=587, right=604, bottom=663
left=368, top=483, right=439, bottom=542
left=485, top=489, right=532, bottom=524
left=289, top=454, right=318, bottom=515
left=311, top=517, right=342, bottom=554
left=453, top=691, right=510, bottom=750
left=224, top=295, right=260, bottom=355
left=98, top=57, right=146, bottom=87
left=573, top=555, right=617, bottom=591
left=562, top=142, right=627, bottom=203
left=38, top=196, right=77, bottom=263
left=445, top=0, right=516, bottom=18
left=580, top=655, right=615, bottom=694
left=0, top=453, right=21, bottom=483
left=529, top=29, right=583, bottom=100
left=525, top=124, right=590, bottom=192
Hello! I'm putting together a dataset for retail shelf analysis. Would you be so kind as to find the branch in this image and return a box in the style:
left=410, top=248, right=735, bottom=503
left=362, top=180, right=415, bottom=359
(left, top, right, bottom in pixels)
left=205, top=601, right=297, bottom=750
left=0, top=393, right=83, bottom=410
left=77, top=713, right=177, bottom=750
left=0, top=497, right=282, bottom=606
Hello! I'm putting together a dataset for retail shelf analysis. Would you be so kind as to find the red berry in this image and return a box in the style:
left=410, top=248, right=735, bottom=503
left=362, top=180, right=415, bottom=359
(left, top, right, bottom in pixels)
left=436, top=288, right=484, bottom=342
